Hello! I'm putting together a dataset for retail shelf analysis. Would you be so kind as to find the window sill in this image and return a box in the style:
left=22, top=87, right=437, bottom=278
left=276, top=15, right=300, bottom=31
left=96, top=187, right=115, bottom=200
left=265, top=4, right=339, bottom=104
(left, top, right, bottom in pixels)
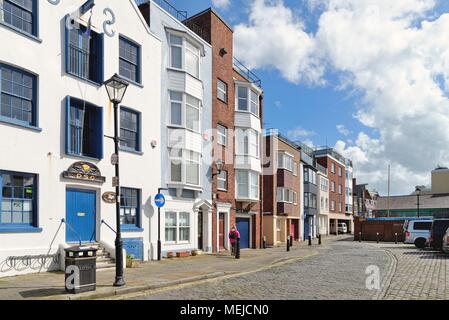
left=65, top=72, right=102, bottom=87
left=235, top=110, right=260, bottom=119
left=0, top=21, right=42, bottom=43
left=217, top=188, right=228, bottom=192
left=167, top=183, right=203, bottom=192
left=122, top=226, right=144, bottom=233
left=65, top=153, right=102, bottom=162
left=119, top=147, right=144, bottom=156
left=0, top=117, right=42, bottom=132
left=0, top=227, right=43, bottom=234
left=120, top=76, right=143, bottom=88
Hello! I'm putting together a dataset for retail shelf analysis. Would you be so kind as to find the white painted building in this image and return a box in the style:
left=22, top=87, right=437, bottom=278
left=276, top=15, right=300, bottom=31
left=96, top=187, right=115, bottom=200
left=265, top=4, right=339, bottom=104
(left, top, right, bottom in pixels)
left=0, top=0, right=162, bottom=277
left=137, top=0, right=213, bottom=256
left=317, top=166, right=329, bottom=235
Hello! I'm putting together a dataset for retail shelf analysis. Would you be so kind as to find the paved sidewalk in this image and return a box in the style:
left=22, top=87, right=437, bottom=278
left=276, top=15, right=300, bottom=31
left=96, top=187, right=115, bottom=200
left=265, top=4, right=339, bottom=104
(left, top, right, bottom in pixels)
left=0, top=235, right=349, bottom=300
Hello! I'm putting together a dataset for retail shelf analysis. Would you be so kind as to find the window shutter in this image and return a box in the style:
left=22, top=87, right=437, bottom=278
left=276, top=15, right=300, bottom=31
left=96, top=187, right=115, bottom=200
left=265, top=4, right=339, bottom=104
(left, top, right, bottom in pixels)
left=65, top=96, right=71, bottom=155
left=97, top=33, right=104, bottom=83
left=93, top=106, right=104, bottom=159
left=64, top=16, right=70, bottom=74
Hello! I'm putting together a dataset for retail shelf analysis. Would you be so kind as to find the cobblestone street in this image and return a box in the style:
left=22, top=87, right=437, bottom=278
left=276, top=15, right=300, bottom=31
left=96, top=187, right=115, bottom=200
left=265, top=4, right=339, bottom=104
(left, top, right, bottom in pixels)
left=123, top=240, right=449, bottom=300
left=127, top=239, right=390, bottom=300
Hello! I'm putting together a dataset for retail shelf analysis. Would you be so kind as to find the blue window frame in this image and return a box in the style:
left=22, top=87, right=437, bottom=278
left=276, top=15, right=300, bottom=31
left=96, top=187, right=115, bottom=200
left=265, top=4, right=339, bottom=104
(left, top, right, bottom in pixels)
left=65, top=96, right=103, bottom=159
left=120, top=187, right=141, bottom=230
left=0, top=171, right=37, bottom=228
left=0, top=63, right=36, bottom=127
left=1, top=0, right=37, bottom=36
left=65, top=22, right=104, bottom=84
left=120, top=107, right=141, bottom=152
left=119, top=36, right=141, bottom=84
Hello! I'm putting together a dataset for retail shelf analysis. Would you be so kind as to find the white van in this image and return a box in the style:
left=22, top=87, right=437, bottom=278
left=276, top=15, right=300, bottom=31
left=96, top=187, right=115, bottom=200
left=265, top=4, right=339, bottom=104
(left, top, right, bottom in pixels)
left=403, top=219, right=433, bottom=248
left=338, top=223, right=348, bottom=234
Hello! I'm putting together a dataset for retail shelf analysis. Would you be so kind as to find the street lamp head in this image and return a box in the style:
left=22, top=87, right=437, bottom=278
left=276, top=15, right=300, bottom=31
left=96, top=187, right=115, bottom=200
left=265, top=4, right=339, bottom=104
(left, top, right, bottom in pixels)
left=104, top=73, right=129, bottom=104
left=415, top=186, right=422, bottom=195
left=215, top=159, right=224, bottom=175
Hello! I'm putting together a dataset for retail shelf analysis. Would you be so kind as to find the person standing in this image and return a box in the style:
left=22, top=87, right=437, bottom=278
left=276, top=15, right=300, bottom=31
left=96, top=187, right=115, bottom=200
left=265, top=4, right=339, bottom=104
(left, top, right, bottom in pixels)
left=229, top=226, right=240, bottom=256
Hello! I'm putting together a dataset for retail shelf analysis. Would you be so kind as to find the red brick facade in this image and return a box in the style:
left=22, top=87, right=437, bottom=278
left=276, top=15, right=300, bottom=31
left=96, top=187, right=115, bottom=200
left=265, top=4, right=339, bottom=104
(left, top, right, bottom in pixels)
left=316, top=156, right=346, bottom=215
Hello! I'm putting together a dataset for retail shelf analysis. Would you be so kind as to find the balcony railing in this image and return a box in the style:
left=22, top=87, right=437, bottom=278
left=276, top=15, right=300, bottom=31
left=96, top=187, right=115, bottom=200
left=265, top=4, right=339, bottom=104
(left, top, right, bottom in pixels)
left=68, top=44, right=91, bottom=80
left=233, top=57, right=262, bottom=88
left=152, top=0, right=187, bottom=20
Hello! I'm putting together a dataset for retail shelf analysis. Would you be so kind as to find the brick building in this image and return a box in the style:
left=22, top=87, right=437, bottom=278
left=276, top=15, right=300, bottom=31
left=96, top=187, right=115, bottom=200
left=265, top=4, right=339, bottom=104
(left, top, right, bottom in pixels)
left=186, top=8, right=264, bottom=250
left=314, top=148, right=353, bottom=233
left=263, top=133, right=301, bottom=246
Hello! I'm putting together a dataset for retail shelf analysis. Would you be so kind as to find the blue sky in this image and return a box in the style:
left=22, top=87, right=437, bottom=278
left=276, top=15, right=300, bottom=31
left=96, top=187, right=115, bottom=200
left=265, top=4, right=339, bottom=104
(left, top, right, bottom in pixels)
left=162, top=0, right=449, bottom=195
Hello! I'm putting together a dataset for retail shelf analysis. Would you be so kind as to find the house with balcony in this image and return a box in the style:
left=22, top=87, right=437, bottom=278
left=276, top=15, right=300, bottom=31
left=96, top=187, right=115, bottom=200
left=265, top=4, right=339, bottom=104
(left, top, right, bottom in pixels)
left=0, top=0, right=162, bottom=277
left=138, top=0, right=213, bottom=256
left=262, top=132, right=301, bottom=246
left=184, top=7, right=264, bottom=251
left=317, top=163, right=330, bottom=235
left=298, top=143, right=318, bottom=239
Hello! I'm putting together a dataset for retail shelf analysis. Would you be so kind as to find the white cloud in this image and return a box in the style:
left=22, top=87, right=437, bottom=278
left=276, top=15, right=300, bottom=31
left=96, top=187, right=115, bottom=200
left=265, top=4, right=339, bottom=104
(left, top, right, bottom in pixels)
left=274, top=100, right=282, bottom=108
left=234, top=0, right=324, bottom=84
left=212, top=0, right=230, bottom=9
left=287, top=127, right=316, bottom=140
left=235, top=0, right=449, bottom=194
left=336, top=124, right=351, bottom=136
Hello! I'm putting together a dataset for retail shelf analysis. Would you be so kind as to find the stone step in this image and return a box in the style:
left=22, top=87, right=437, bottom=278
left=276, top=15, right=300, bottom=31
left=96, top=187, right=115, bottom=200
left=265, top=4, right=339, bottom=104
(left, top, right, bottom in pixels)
left=96, top=261, right=116, bottom=271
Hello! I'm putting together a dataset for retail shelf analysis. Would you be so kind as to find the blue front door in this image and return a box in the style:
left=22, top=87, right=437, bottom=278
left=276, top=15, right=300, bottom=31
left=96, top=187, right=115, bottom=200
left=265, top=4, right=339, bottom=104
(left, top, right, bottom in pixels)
left=66, top=189, right=96, bottom=243
left=236, top=217, right=250, bottom=249
left=304, top=216, right=310, bottom=240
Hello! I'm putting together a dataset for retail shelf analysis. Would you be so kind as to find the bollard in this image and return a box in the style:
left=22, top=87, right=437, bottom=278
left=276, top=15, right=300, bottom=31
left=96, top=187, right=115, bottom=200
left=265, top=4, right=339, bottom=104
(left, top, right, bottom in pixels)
left=318, top=234, right=322, bottom=245
left=359, top=232, right=362, bottom=243
left=263, top=236, right=267, bottom=249
left=289, top=234, right=293, bottom=247
left=235, top=237, right=241, bottom=259
left=395, top=233, right=398, bottom=244
left=308, top=235, right=312, bottom=246
left=286, top=236, right=291, bottom=252
left=376, top=232, right=380, bottom=243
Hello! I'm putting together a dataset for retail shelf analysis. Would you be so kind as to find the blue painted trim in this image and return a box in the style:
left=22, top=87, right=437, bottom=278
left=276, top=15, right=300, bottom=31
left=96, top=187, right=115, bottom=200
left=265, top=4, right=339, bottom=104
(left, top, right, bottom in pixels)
left=122, top=226, right=144, bottom=233
left=0, top=227, right=43, bottom=234
left=119, top=34, right=142, bottom=85
left=120, top=106, right=142, bottom=153
left=0, top=117, right=42, bottom=132
left=0, top=21, right=42, bottom=44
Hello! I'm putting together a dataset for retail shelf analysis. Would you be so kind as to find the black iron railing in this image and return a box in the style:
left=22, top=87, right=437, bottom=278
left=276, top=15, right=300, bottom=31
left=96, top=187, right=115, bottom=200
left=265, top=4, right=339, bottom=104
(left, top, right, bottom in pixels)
left=233, top=57, right=262, bottom=88
left=68, top=44, right=91, bottom=80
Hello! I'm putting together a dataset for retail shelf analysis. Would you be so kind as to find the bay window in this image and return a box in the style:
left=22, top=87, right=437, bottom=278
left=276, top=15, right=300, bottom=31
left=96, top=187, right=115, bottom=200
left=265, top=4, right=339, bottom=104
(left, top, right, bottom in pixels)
left=278, top=153, right=294, bottom=172
left=304, top=192, right=317, bottom=209
left=169, top=33, right=201, bottom=79
left=277, top=188, right=297, bottom=204
left=236, top=85, right=259, bottom=117
left=169, top=91, right=200, bottom=133
left=236, top=170, right=259, bottom=200
left=236, top=128, right=260, bottom=158
left=165, top=211, right=190, bottom=243
left=169, top=149, right=201, bottom=187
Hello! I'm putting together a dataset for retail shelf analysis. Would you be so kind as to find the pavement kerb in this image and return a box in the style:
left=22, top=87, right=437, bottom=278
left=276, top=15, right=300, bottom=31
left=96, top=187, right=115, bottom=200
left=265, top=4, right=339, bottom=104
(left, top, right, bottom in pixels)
left=372, top=248, right=398, bottom=300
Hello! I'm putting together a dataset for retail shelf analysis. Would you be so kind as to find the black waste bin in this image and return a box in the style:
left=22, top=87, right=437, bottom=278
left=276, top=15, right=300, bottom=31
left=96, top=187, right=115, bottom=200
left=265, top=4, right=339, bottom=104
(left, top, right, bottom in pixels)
left=65, top=246, right=98, bottom=294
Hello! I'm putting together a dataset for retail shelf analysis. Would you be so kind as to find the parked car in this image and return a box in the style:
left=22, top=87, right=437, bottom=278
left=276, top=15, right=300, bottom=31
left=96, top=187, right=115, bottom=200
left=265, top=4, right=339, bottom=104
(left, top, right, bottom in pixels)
left=403, top=219, right=433, bottom=248
left=429, top=219, right=449, bottom=250
left=337, top=223, right=348, bottom=234
left=442, top=227, right=449, bottom=254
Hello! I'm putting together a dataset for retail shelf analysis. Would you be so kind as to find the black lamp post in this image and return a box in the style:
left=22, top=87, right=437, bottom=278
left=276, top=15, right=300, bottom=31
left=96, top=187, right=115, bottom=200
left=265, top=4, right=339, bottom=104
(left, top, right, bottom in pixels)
left=415, top=186, right=421, bottom=218
left=104, top=74, right=129, bottom=287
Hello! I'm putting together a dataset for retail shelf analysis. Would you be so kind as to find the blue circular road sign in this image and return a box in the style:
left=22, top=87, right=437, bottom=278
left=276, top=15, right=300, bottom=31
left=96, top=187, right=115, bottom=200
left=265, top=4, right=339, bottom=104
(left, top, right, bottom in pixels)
left=154, top=193, right=166, bottom=208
